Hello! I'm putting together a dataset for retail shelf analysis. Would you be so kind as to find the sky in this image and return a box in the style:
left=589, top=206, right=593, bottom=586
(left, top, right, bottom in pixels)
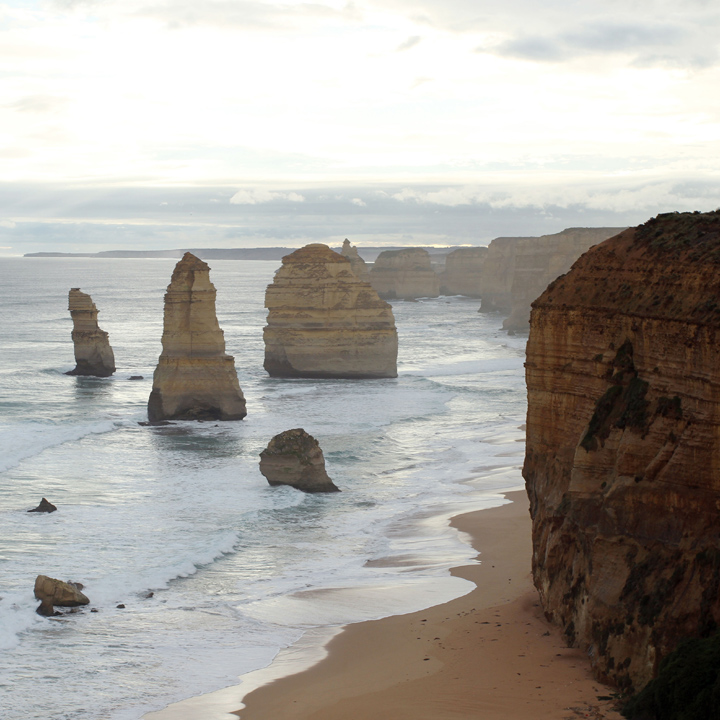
left=1, top=0, right=719, bottom=254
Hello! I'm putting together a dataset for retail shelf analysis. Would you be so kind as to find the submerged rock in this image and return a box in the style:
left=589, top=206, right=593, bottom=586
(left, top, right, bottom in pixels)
left=524, top=210, right=720, bottom=692
left=34, top=575, right=89, bottom=616
left=66, top=289, right=116, bottom=377
left=148, top=253, right=247, bottom=421
left=27, top=498, right=57, bottom=513
left=259, top=428, right=339, bottom=493
left=369, top=248, right=440, bottom=300
left=263, top=244, right=397, bottom=378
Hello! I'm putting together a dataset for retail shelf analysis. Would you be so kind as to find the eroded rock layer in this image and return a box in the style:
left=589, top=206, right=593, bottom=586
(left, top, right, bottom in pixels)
left=264, top=244, right=397, bottom=378
left=369, top=247, right=440, bottom=300
left=439, top=246, right=488, bottom=297
left=524, top=210, right=720, bottom=693
left=66, top=289, right=116, bottom=377
left=148, top=252, right=246, bottom=421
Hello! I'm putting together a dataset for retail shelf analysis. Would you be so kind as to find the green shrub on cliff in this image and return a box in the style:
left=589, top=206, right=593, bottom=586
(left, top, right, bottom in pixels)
left=622, top=634, right=720, bottom=720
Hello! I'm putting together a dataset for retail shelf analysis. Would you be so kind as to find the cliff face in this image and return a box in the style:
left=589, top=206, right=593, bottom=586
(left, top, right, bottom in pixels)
left=148, top=253, right=246, bottom=421
left=66, top=289, right=116, bottom=377
left=264, top=244, right=398, bottom=378
left=503, top=227, right=626, bottom=333
left=524, top=211, right=720, bottom=692
left=340, top=239, right=370, bottom=281
left=478, top=237, right=525, bottom=313
left=369, top=248, right=440, bottom=300
left=439, top=247, right=488, bottom=297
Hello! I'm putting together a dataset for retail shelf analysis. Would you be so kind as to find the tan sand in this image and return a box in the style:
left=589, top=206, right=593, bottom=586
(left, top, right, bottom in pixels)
left=236, top=491, right=623, bottom=720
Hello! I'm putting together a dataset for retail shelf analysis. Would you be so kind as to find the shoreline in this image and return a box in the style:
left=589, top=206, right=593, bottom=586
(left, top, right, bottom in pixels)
left=235, top=490, right=623, bottom=720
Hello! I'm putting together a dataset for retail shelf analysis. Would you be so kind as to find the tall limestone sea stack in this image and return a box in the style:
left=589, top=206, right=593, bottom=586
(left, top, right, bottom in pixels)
left=369, top=247, right=440, bottom=300
left=148, top=252, right=246, bottom=421
left=66, top=289, right=116, bottom=377
left=264, top=244, right=397, bottom=378
left=524, top=210, right=720, bottom=693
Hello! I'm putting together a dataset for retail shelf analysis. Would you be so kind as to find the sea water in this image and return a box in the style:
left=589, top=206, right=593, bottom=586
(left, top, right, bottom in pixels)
left=0, top=257, right=527, bottom=720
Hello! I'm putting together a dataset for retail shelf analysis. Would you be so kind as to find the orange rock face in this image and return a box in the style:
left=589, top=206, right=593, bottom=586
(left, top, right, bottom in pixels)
left=524, top=210, right=720, bottom=692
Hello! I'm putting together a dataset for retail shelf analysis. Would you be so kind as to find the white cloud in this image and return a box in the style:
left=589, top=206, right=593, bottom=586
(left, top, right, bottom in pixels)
left=351, top=197, right=366, bottom=206
left=0, top=220, right=16, bottom=228
left=229, top=189, right=306, bottom=204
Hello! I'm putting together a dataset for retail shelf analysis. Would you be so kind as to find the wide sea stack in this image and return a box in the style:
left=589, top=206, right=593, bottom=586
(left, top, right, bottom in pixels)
left=148, top=252, right=246, bottom=421
left=369, top=247, right=440, bottom=300
left=439, top=246, right=488, bottom=297
left=524, top=210, right=720, bottom=692
left=66, top=289, right=116, bottom=377
left=263, top=244, right=398, bottom=378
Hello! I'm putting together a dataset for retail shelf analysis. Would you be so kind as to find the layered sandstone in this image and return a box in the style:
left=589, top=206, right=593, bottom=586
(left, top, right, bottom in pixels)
left=477, top=237, right=525, bottom=313
left=259, top=428, right=339, bottom=493
left=340, top=239, right=369, bottom=281
left=438, top=246, right=488, bottom=297
left=264, top=244, right=397, bottom=379
left=66, top=289, right=116, bottom=377
left=148, top=253, right=246, bottom=421
left=502, top=227, right=625, bottom=333
left=524, top=210, right=720, bottom=693
left=369, top=248, right=440, bottom=300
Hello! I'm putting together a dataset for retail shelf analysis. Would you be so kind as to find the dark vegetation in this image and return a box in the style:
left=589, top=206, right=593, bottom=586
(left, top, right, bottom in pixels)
left=636, top=210, right=720, bottom=264
left=622, top=634, right=720, bottom=720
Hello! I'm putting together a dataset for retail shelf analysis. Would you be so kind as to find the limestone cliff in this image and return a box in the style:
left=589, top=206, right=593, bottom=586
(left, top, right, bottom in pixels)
left=438, top=247, right=488, bottom=297
left=524, top=210, right=720, bottom=693
left=503, top=227, right=625, bottom=333
left=340, top=239, right=369, bottom=281
left=66, top=289, right=116, bottom=377
left=264, top=244, right=397, bottom=379
left=148, top=253, right=246, bottom=421
left=369, top=248, right=440, bottom=300
left=478, top=237, right=525, bottom=313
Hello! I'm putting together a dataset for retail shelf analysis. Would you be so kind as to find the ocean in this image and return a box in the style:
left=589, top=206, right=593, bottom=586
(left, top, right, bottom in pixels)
left=0, top=257, right=527, bottom=720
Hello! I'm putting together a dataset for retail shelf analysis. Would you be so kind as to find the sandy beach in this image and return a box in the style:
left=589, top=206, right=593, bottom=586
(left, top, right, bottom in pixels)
left=235, top=490, right=624, bottom=720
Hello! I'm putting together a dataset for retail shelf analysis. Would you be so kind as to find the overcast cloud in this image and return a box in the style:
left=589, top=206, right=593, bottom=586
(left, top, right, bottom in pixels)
left=0, top=0, right=718, bottom=253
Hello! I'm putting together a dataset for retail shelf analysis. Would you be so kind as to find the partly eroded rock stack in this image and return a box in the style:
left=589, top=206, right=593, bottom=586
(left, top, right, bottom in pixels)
left=439, top=246, right=488, bottom=297
left=259, top=428, right=339, bottom=492
left=369, top=247, right=440, bottom=300
left=340, top=239, right=369, bottom=281
left=524, top=210, right=720, bottom=692
left=264, top=244, right=397, bottom=378
left=66, top=289, right=116, bottom=377
left=148, top=252, right=246, bottom=421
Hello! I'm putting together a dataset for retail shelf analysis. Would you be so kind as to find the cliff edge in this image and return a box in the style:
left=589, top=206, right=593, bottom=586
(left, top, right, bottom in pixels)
left=524, top=210, right=720, bottom=693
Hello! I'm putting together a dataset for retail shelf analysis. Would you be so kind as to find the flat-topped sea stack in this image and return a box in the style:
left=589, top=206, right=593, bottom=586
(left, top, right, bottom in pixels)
left=477, top=237, right=525, bottom=313
left=369, top=247, right=440, bottom=300
left=502, top=227, right=626, bottom=333
left=259, top=428, right=339, bottom=493
left=340, top=239, right=369, bottom=281
left=524, top=210, right=720, bottom=693
left=66, top=289, right=116, bottom=377
left=148, top=252, right=246, bottom=421
left=263, top=244, right=398, bottom=379
left=439, top=246, right=488, bottom=297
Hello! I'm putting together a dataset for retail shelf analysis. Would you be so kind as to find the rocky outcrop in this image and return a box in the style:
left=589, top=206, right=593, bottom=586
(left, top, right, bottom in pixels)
left=340, top=239, right=369, bottom=281
left=34, top=575, right=89, bottom=616
left=148, top=252, right=246, bottom=421
left=524, top=210, right=720, bottom=693
left=502, top=227, right=626, bottom=333
left=369, top=248, right=440, bottom=300
left=259, top=428, right=339, bottom=492
left=28, top=498, right=57, bottom=513
left=66, top=289, right=116, bottom=377
left=263, top=244, right=398, bottom=379
left=438, top=247, right=488, bottom=297
left=478, top=237, right=525, bottom=313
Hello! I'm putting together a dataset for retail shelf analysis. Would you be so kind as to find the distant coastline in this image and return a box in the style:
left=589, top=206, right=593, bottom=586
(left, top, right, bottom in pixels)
left=23, top=246, right=463, bottom=262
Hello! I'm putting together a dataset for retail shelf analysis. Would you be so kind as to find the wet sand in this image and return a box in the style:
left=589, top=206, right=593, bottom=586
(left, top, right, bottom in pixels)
left=236, top=490, right=623, bottom=720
